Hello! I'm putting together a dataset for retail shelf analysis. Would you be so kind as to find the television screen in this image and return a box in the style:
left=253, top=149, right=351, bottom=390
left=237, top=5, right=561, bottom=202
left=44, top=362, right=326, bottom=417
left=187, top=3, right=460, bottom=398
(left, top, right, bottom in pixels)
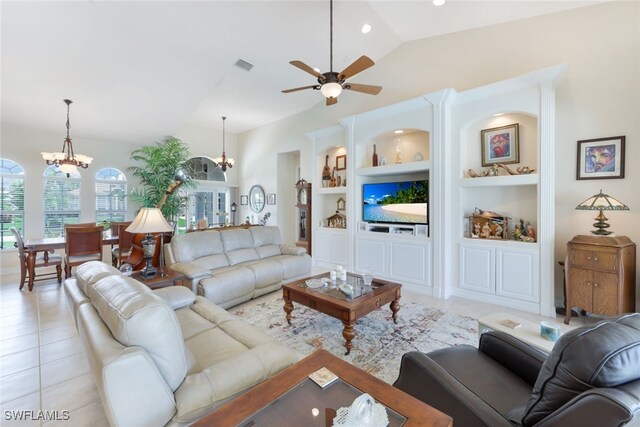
left=363, top=181, right=428, bottom=225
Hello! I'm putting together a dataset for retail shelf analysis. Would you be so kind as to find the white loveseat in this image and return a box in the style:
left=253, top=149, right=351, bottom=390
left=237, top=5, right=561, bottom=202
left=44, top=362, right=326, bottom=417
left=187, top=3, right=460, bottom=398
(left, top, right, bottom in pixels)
left=65, top=261, right=301, bottom=427
left=165, top=226, right=311, bottom=308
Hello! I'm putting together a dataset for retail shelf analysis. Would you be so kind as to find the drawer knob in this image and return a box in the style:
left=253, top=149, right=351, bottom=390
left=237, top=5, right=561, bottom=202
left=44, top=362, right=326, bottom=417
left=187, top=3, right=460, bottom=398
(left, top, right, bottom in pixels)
left=587, top=256, right=592, bottom=260
left=586, top=282, right=591, bottom=286
left=594, top=257, right=598, bottom=261
left=594, top=283, right=599, bottom=287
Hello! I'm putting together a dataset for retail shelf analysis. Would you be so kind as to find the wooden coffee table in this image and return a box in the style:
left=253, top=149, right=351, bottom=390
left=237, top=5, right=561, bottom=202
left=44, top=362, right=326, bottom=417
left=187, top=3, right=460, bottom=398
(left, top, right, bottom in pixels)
left=282, top=273, right=401, bottom=355
left=194, top=349, right=452, bottom=426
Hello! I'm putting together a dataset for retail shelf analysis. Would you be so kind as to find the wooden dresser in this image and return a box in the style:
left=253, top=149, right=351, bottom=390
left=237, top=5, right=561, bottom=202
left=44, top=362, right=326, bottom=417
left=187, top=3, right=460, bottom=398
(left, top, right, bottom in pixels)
left=564, top=235, right=636, bottom=324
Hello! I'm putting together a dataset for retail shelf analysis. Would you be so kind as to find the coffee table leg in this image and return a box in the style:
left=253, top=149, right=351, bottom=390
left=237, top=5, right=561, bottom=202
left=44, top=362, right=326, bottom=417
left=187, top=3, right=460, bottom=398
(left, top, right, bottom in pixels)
left=390, top=299, right=400, bottom=324
left=342, top=321, right=355, bottom=355
left=284, top=299, right=294, bottom=325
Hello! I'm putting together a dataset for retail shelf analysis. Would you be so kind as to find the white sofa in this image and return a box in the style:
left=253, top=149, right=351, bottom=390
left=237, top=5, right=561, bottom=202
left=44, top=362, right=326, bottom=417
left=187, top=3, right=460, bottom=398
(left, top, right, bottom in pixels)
left=65, top=261, right=301, bottom=427
left=165, top=226, right=311, bottom=308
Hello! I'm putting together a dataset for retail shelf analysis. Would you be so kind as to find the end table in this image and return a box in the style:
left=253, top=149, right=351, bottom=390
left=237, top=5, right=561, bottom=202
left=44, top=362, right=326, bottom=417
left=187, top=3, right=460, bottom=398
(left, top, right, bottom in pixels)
left=132, top=266, right=185, bottom=290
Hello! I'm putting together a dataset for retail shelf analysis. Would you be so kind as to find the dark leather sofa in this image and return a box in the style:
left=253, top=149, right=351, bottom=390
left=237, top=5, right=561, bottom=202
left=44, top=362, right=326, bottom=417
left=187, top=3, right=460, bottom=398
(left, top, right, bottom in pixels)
left=393, top=313, right=640, bottom=426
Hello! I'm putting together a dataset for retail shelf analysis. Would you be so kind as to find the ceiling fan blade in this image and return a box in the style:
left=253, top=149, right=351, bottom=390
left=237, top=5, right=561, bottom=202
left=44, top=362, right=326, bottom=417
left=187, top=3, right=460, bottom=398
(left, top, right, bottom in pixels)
left=344, top=83, right=382, bottom=95
left=326, top=97, right=338, bottom=106
left=282, top=85, right=319, bottom=93
left=290, top=61, right=325, bottom=79
left=338, top=55, right=375, bottom=80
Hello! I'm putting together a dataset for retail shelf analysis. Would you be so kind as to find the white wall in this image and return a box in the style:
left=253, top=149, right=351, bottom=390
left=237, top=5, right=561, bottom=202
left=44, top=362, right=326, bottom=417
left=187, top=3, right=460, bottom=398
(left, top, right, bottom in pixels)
left=238, top=1, right=640, bottom=307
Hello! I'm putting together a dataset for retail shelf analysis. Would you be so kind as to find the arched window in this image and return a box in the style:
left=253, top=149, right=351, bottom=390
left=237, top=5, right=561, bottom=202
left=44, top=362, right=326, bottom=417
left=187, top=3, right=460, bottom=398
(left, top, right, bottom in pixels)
left=43, top=165, right=81, bottom=238
left=95, top=168, right=127, bottom=223
left=0, top=159, right=25, bottom=249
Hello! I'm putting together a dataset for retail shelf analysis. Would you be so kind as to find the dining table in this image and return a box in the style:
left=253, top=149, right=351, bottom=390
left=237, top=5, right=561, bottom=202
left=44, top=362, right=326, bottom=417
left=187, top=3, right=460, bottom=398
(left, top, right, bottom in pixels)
left=24, top=234, right=118, bottom=291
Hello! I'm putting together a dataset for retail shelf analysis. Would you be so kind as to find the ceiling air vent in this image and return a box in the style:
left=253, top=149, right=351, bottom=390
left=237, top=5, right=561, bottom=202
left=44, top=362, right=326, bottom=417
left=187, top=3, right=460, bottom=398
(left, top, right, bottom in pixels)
left=235, top=59, right=254, bottom=72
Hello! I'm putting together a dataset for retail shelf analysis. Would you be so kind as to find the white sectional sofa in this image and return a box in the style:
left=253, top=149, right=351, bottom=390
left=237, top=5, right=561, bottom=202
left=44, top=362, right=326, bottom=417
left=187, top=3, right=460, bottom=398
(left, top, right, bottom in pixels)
left=165, top=226, right=311, bottom=308
left=64, top=261, right=301, bottom=427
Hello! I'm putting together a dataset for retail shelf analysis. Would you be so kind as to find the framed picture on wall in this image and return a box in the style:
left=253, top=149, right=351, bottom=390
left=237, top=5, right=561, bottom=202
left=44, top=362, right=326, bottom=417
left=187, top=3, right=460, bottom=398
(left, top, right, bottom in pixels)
left=335, top=154, right=347, bottom=170
left=267, top=193, right=276, bottom=205
left=240, top=195, right=248, bottom=205
left=481, top=123, right=520, bottom=166
left=576, top=136, right=625, bottom=180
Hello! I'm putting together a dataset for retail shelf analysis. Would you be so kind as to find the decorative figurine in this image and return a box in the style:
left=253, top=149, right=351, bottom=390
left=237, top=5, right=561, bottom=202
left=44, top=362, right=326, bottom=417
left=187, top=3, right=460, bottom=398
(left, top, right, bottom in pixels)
left=513, top=223, right=522, bottom=240
left=472, top=223, right=481, bottom=237
left=482, top=223, right=491, bottom=238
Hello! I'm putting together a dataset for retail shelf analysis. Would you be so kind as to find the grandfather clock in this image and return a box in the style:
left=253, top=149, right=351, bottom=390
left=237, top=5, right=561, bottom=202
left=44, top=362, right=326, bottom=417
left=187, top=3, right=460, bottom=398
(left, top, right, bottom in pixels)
left=295, top=180, right=312, bottom=256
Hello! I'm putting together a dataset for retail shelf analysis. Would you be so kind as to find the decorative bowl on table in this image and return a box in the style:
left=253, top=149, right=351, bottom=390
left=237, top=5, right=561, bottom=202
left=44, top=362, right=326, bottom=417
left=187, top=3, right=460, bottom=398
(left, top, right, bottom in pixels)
left=305, top=278, right=329, bottom=289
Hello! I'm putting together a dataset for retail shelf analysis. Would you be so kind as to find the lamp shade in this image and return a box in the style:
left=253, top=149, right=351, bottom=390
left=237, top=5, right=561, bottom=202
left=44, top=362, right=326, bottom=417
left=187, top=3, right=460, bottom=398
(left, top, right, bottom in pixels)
left=320, top=82, right=342, bottom=98
left=126, top=208, right=173, bottom=234
left=575, top=190, right=629, bottom=211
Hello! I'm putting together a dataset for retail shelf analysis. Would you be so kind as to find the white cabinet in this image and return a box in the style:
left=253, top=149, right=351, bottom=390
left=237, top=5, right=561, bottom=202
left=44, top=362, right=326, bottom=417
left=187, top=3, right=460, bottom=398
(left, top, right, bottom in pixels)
left=356, top=234, right=431, bottom=289
left=459, top=240, right=538, bottom=303
left=314, top=228, right=347, bottom=267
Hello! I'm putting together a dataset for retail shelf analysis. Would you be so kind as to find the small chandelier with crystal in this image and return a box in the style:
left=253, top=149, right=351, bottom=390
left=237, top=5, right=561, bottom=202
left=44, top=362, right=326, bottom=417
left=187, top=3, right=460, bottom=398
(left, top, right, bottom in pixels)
left=213, top=116, right=234, bottom=172
left=41, top=99, right=92, bottom=176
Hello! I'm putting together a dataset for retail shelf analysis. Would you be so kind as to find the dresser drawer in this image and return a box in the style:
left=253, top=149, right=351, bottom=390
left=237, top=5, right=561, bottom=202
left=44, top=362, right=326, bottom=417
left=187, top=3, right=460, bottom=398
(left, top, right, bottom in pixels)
left=571, top=249, right=617, bottom=272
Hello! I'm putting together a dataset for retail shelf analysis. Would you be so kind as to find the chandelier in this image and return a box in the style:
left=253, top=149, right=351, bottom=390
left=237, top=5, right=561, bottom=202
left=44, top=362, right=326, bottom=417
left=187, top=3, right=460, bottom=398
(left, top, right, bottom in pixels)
left=41, top=99, right=92, bottom=176
left=214, top=116, right=234, bottom=172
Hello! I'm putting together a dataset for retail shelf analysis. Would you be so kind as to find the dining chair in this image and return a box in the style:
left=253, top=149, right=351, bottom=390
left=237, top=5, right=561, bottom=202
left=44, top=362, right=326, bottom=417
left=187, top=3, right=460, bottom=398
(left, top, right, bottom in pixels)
left=110, top=221, right=133, bottom=267
left=11, top=227, right=62, bottom=290
left=64, top=222, right=98, bottom=229
left=64, top=225, right=104, bottom=278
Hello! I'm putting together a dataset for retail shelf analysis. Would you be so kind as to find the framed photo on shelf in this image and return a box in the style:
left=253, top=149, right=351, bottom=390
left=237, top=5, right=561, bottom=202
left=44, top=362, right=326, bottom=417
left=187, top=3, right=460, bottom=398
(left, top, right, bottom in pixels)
left=335, top=154, right=347, bottom=170
left=240, top=195, right=248, bottom=205
left=576, top=136, right=625, bottom=180
left=267, top=193, right=276, bottom=205
left=481, top=123, right=520, bottom=166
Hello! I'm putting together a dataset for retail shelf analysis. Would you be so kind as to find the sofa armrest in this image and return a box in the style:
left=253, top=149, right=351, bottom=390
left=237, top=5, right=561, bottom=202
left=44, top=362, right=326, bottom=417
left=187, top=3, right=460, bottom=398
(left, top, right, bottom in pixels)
left=169, top=262, right=212, bottom=280
left=280, top=244, right=306, bottom=255
left=533, top=382, right=640, bottom=427
left=479, top=331, right=546, bottom=387
left=393, top=351, right=513, bottom=427
left=153, top=286, right=196, bottom=310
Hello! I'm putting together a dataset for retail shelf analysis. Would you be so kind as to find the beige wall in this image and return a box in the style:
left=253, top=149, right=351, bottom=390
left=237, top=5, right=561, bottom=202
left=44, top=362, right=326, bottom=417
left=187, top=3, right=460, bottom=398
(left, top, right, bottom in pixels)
left=238, top=1, right=640, bottom=307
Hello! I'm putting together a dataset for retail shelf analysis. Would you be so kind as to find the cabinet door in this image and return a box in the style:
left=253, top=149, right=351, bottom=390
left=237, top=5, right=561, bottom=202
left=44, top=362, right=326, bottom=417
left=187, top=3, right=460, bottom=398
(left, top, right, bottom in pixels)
left=356, top=238, right=387, bottom=275
left=390, top=241, right=429, bottom=285
left=315, top=231, right=332, bottom=264
left=593, top=272, right=619, bottom=315
left=330, top=233, right=347, bottom=265
left=495, top=247, right=539, bottom=302
left=569, top=267, right=594, bottom=312
left=459, top=244, right=494, bottom=294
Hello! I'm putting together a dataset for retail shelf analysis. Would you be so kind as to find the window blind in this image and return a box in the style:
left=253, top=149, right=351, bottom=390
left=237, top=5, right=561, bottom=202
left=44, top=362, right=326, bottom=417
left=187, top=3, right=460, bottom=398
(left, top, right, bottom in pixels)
left=43, top=167, right=81, bottom=238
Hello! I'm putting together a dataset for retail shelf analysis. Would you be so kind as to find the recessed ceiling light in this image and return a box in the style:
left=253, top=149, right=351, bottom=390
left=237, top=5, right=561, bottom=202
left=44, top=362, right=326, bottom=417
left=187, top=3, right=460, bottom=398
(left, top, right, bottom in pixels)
left=433, top=0, right=445, bottom=6
left=361, top=24, right=372, bottom=34
left=493, top=113, right=505, bottom=117
left=394, top=130, right=404, bottom=134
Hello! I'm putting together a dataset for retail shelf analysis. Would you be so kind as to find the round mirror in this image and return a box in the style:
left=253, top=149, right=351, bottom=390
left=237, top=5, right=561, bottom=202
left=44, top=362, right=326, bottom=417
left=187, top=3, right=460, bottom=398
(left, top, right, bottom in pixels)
left=249, top=185, right=265, bottom=213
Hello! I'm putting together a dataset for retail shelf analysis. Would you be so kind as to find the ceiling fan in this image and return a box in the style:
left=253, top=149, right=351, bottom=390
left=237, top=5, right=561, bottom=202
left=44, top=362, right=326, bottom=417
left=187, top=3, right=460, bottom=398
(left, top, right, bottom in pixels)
left=282, top=0, right=382, bottom=106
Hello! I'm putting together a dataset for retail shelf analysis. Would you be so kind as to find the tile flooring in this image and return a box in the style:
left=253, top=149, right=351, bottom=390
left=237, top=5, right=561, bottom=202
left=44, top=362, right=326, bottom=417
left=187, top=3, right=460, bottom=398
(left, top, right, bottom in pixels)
left=0, top=273, right=590, bottom=426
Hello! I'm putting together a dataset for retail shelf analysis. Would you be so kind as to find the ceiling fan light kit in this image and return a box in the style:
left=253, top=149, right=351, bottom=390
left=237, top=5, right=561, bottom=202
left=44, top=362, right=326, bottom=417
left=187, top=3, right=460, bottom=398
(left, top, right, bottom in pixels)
left=283, top=0, right=382, bottom=106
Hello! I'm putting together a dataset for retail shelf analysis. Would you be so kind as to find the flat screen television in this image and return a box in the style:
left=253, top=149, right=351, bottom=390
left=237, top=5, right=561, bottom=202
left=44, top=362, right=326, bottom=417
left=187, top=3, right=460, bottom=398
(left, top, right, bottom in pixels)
left=363, top=180, right=428, bottom=225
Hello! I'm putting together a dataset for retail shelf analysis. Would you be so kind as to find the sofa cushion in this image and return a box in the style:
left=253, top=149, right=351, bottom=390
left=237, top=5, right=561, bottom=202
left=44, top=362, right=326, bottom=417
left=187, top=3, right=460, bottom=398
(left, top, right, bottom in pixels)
left=171, top=230, right=223, bottom=263
left=272, top=254, right=312, bottom=279
left=226, top=248, right=260, bottom=266
left=198, top=267, right=255, bottom=308
left=75, top=261, right=121, bottom=294
left=220, top=229, right=254, bottom=252
left=86, top=274, right=188, bottom=392
left=522, top=313, right=640, bottom=426
left=248, top=260, right=283, bottom=289
left=256, top=244, right=282, bottom=259
left=250, top=226, right=281, bottom=247
left=192, top=254, right=229, bottom=270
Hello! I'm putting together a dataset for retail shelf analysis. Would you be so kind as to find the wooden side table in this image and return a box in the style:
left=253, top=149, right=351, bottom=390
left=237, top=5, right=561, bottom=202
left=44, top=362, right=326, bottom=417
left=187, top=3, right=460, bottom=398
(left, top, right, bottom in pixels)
left=564, top=235, right=636, bottom=325
left=132, top=266, right=185, bottom=290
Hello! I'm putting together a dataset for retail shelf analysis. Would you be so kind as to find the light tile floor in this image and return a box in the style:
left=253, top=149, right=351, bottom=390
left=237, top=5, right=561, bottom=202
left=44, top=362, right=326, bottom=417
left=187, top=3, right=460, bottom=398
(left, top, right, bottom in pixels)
left=0, top=273, right=592, bottom=426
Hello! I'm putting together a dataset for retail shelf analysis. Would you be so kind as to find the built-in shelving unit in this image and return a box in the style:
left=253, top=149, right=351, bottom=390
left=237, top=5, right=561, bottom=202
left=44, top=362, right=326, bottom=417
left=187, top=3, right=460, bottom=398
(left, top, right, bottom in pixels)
left=317, top=187, right=348, bottom=195
left=356, top=160, right=431, bottom=177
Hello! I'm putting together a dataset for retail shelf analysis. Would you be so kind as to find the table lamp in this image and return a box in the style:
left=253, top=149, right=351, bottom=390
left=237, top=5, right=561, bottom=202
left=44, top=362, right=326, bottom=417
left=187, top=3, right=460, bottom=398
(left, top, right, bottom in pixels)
left=126, top=208, right=173, bottom=278
left=575, top=189, right=629, bottom=236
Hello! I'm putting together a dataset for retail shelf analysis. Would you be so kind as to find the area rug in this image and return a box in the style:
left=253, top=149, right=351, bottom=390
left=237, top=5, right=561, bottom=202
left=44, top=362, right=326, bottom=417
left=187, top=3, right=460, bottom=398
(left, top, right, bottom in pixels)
left=232, top=296, right=478, bottom=384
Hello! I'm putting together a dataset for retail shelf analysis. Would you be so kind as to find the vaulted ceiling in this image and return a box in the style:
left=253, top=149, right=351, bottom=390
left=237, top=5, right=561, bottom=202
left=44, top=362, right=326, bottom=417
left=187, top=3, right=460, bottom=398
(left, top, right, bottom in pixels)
left=1, top=1, right=597, bottom=142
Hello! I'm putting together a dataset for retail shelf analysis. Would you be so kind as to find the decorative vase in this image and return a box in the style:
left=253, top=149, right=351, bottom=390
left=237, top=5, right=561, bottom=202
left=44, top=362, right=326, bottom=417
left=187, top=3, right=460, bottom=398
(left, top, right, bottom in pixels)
left=372, top=144, right=378, bottom=167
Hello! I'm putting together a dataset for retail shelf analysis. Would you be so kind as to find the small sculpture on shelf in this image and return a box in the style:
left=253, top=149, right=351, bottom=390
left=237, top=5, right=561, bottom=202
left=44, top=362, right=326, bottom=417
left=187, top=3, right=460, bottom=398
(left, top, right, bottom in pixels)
left=322, top=155, right=331, bottom=187
left=327, top=211, right=346, bottom=229
left=467, top=207, right=510, bottom=239
left=467, top=163, right=536, bottom=178
left=513, top=218, right=536, bottom=243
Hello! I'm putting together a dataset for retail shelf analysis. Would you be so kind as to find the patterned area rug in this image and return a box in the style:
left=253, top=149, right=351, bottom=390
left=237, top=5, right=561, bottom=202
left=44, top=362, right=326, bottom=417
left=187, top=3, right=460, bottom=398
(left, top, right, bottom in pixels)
left=232, top=296, right=478, bottom=384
